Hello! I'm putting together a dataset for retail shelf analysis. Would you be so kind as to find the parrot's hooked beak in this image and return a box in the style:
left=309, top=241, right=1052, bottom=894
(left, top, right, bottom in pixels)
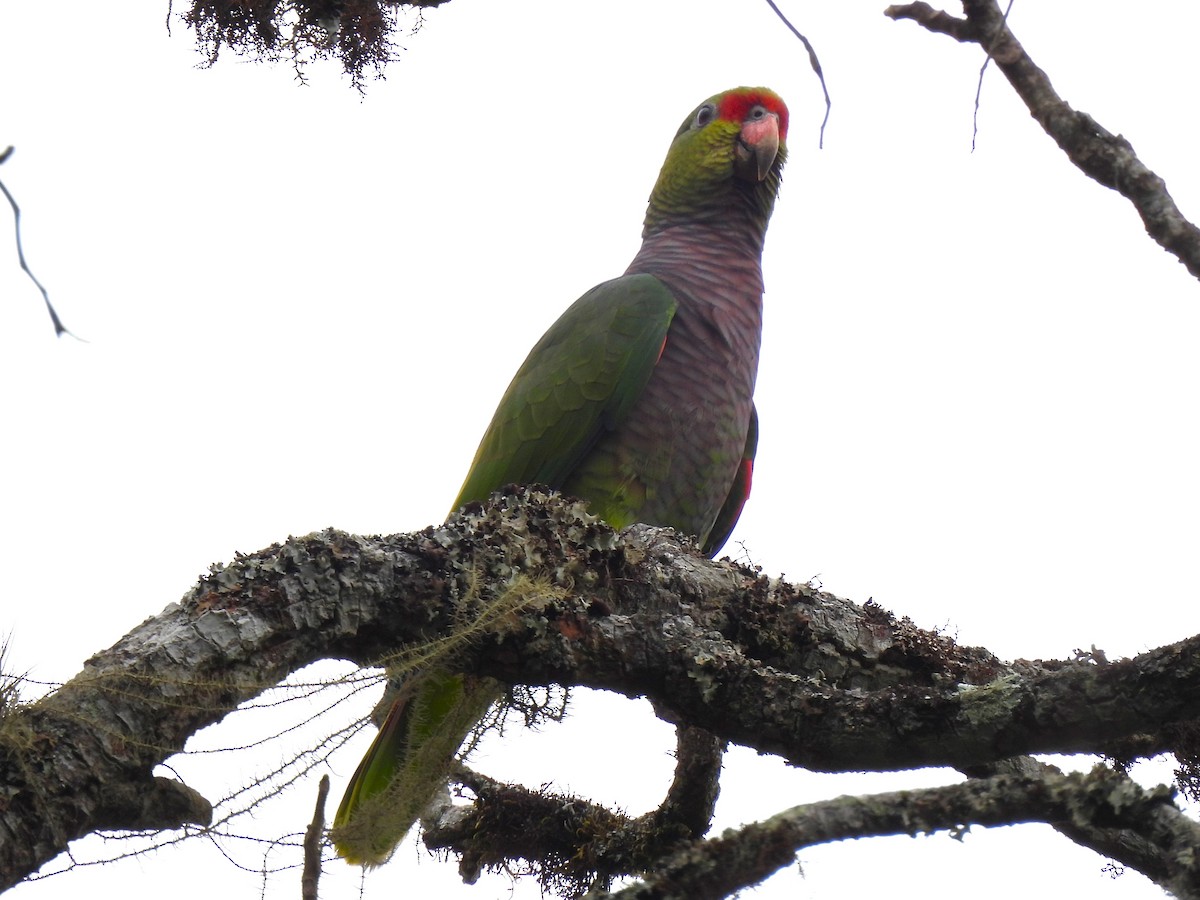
left=734, top=113, right=781, bottom=183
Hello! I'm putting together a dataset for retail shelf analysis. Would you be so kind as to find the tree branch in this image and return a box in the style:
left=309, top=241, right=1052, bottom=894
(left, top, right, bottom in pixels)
left=424, top=764, right=636, bottom=892
left=588, top=766, right=1200, bottom=900
left=885, top=0, right=1200, bottom=279
left=0, top=487, right=614, bottom=889
left=649, top=725, right=724, bottom=840
left=464, top=576, right=1200, bottom=772
left=301, top=774, right=330, bottom=900
left=425, top=757, right=1200, bottom=899
left=422, top=727, right=727, bottom=896
left=967, top=755, right=1192, bottom=891
left=1, top=486, right=1196, bottom=893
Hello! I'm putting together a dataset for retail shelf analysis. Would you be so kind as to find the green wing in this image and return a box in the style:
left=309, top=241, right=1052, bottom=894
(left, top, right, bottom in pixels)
left=702, top=402, right=757, bottom=557
left=332, top=275, right=676, bottom=866
left=452, top=272, right=677, bottom=510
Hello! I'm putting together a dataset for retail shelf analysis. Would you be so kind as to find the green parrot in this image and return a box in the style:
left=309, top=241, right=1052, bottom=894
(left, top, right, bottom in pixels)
left=332, top=86, right=789, bottom=865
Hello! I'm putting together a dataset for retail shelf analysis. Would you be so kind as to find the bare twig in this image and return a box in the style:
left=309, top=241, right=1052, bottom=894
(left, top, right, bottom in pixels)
left=762, top=0, right=832, bottom=148
left=301, top=775, right=329, bottom=900
left=970, top=0, right=1015, bottom=151
left=885, top=1, right=1200, bottom=279
left=0, top=148, right=81, bottom=339
left=885, top=1, right=973, bottom=39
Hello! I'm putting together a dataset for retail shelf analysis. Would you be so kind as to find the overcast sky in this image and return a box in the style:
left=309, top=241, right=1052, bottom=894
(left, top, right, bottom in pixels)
left=2, top=2, right=1198, bottom=898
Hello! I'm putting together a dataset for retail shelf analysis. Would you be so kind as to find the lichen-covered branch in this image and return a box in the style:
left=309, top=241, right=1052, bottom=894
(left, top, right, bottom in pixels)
left=0, top=487, right=613, bottom=889
left=1, top=486, right=1197, bottom=894
left=423, top=754, right=1200, bottom=899
left=967, top=754, right=1194, bottom=892
left=424, top=764, right=639, bottom=892
left=589, top=766, right=1200, bottom=900
left=649, top=725, right=725, bottom=841
left=462, top=575, right=1200, bottom=772
left=885, top=0, right=1200, bottom=279
left=422, top=728, right=727, bottom=896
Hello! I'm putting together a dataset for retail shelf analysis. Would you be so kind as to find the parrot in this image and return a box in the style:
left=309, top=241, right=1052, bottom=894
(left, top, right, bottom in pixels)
left=331, top=86, right=789, bottom=866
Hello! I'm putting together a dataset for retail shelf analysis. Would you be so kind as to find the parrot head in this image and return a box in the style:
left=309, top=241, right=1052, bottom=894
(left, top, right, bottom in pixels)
left=644, top=86, right=789, bottom=237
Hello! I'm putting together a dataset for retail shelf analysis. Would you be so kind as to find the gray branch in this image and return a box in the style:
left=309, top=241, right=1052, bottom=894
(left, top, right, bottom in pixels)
left=589, top=766, right=1200, bottom=900
left=885, top=0, right=1200, bottom=279
left=1, top=486, right=1197, bottom=895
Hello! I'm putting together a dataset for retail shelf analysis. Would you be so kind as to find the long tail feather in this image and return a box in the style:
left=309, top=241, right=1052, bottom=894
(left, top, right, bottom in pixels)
left=331, top=672, right=502, bottom=866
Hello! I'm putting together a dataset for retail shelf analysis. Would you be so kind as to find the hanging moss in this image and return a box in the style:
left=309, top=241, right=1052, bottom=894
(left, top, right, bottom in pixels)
left=182, top=0, right=450, bottom=88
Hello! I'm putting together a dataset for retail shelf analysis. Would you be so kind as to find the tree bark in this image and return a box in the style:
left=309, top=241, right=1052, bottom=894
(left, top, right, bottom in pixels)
left=1, top=487, right=1197, bottom=894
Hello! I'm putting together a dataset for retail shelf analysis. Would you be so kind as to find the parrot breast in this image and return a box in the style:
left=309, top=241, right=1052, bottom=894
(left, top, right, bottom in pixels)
left=561, top=225, right=764, bottom=545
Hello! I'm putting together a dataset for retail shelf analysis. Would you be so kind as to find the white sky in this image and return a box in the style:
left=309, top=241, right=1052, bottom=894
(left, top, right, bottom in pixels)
left=2, top=1, right=1198, bottom=898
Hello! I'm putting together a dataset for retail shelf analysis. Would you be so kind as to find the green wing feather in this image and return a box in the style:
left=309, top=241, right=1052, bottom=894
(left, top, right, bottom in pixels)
left=452, top=272, right=677, bottom=510
left=333, top=273, right=677, bottom=866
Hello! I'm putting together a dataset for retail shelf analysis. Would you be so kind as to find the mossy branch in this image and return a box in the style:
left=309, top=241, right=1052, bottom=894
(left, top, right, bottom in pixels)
left=1, top=486, right=1198, bottom=895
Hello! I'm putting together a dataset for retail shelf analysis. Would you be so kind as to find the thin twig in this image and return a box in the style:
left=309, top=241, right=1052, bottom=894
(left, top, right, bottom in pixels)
left=0, top=148, right=81, bottom=339
left=971, top=0, right=1016, bottom=152
left=302, top=775, right=330, bottom=900
left=762, top=0, right=831, bottom=148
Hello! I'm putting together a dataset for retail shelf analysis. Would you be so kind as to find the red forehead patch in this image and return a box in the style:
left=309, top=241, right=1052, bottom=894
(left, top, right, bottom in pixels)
left=717, top=89, right=789, bottom=141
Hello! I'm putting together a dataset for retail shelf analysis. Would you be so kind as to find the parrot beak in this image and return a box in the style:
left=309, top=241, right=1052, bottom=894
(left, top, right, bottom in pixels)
left=734, top=113, right=781, bottom=183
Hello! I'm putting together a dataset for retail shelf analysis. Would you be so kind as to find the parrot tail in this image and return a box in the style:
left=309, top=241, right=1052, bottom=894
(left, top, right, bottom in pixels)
left=331, top=672, right=502, bottom=866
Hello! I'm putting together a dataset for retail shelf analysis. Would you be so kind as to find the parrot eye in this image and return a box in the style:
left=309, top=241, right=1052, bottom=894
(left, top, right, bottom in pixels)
left=747, top=105, right=768, bottom=121
left=693, top=104, right=715, bottom=128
